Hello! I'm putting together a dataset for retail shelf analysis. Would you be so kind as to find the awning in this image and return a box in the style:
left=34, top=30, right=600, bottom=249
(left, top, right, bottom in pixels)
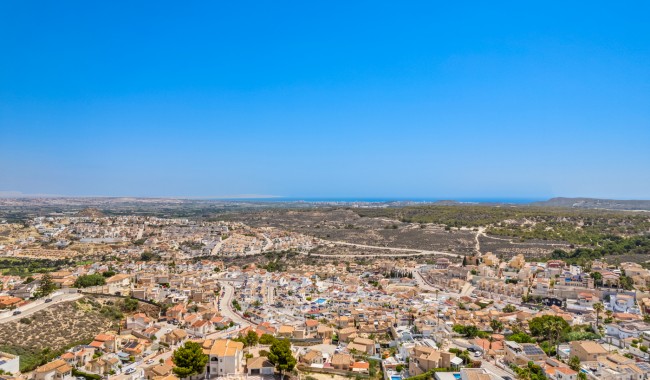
left=451, top=357, right=464, bottom=365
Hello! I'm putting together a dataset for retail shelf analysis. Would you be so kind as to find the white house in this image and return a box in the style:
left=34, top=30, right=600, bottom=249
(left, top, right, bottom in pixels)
left=205, top=339, right=244, bottom=378
left=606, top=322, right=650, bottom=340
left=0, top=352, right=20, bottom=375
left=610, top=294, right=636, bottom=313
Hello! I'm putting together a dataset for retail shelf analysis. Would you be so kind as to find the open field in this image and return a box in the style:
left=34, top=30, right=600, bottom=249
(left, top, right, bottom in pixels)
left=220, top=207, right=650, bottom=262
left=355, top=205, right=650, bottom=245
left=477, top=235, right=573, bottom=260
left=223, top=209, right=477, bottom=254
left=0, top=296, right=126, bottom=372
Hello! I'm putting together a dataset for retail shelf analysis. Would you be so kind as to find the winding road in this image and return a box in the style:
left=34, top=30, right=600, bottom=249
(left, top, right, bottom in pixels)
left=217, top=280, right=253, bottom=327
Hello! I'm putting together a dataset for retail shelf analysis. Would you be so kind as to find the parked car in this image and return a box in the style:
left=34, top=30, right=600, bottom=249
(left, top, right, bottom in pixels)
left=45, top=298, right=53, bottom=303
left=125, top=368, right=136, bottom=374
left=12, top=310, right=21, bottom=315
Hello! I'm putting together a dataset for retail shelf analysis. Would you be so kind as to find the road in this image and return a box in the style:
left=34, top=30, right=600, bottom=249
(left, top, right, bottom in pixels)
left=217, top=281, right=253, bottom=327
left=0, top=292, right=83, bottom=324
left=309, top=240, right=460, bottom=258
left=412, top=269, right=467, bottom=299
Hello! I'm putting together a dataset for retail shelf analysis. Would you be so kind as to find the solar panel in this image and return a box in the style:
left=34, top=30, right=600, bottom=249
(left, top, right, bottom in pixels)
left=636, top=363, right=650, bottom=371
left=522, top=345, right=545, bottom=356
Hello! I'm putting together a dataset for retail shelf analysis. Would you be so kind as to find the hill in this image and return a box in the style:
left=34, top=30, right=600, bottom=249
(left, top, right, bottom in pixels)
left=533, top=197, right=650, bottom=211
left=75, top=208, right=105, bottom=217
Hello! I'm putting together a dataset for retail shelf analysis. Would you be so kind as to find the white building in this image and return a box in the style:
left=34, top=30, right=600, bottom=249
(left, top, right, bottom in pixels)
left=206, top=339, right=244, bottom=378
left=0, top=352, right=20, bottom=375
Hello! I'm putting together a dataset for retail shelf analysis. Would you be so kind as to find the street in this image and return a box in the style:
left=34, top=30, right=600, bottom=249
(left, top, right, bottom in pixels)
left=217, top=280, right=253, bottom=327
left=0, top=292, right=83, bottom=324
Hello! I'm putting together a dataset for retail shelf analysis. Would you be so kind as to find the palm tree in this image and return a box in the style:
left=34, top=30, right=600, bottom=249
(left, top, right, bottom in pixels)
left=490, top=319, right=503, bottom=333
left=593, top=302, right=604, bottom=329
left=547, top=319, right=566, bottom=349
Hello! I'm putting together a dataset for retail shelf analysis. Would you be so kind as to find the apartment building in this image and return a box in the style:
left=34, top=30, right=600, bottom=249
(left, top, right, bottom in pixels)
left=203, top=339, right=244, bottom=378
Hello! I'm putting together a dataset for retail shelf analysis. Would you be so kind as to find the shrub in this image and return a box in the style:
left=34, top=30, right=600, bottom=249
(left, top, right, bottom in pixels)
left=74, top=274, right=106, bottom=288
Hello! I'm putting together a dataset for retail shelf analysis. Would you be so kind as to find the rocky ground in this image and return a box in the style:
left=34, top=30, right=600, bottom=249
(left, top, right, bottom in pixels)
left=224, top=208, right=568, bottom=258
left=0, top=298, right=118, bottom=352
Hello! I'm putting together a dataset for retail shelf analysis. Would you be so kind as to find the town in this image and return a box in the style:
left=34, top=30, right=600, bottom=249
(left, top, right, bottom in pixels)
left=1, top=212, right=650, bottom=380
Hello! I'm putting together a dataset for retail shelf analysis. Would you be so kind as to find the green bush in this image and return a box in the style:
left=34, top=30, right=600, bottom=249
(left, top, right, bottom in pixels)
left=72, top=368, right=101, bottom=380
left=74, top=274, right=106, bottom=288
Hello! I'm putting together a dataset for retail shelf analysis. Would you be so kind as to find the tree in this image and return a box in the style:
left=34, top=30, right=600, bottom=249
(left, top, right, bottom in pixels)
left=260, top=334, right=276, bottom=345
left=74, top=274, right=106, bottom=288
left=528, top=315, right=570, bottom=344
left=268, top=339, right=296, bottom=380
left=140, top=251, right=156, bottom=261
left=453, top=324, right=480, bottom=338
left=508, top=332, right=535, bottom=343
left=236, top=330, right=259, bottom=347
left=121, top=297, right=139, bottom=312
left=546, top=318, right=568, bottom=348
left=102, top=270, right=116, bottom=278
left=503, top=304, right=517, bottom=313
left=590, top=272, right=602, bottom=287
left=511, top=362, right=545, bottom=380
left=490, top=319, right=504, bottom=332
left=619, top=275, right=634, bottom=290
left=569, top=356, right=581, bottom=371
left=34, top=273, right=56, bottom=298
left=593, top=303, right=604, bottom=329
left=171, top=341, right=208, bottom=379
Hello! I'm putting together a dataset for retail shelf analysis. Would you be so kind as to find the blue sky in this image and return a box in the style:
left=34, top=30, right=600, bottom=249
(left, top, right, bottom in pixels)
left=1, top=2, right=649, bottom=199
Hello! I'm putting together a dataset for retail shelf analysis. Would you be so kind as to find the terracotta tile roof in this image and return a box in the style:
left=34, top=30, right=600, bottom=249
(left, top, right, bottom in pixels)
left=36, top=359, right=70, bottom=373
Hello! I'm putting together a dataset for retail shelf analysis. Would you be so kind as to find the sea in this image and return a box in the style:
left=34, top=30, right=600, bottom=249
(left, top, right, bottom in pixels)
left=208, top=197, right=545, bottom=204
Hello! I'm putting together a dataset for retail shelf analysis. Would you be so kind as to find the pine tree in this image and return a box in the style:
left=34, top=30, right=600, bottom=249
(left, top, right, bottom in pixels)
left=35, top=273, right=56, bottom=298
left=171, top=341, right=208, bottom=379
left=268, top=339, right=296, bottom=380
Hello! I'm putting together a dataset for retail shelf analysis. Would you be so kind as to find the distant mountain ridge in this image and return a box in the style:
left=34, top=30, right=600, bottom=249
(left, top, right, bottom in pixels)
left=532, top=197, right=650, bottom=211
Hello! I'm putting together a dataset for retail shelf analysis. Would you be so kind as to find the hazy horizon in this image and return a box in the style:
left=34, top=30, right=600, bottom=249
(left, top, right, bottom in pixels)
left=2, top=191, right=650, bottom=203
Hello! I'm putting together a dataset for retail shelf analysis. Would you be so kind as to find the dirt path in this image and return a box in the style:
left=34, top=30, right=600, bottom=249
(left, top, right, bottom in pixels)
left=310, top=240, right=459, bottom=258
left=474, top=227, right=484, bottom=254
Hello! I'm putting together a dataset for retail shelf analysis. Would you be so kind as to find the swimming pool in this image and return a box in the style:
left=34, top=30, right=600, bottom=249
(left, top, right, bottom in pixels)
left=316, top=298, right=327, bottom=304
left=391, top=376, right=401, bottom=380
